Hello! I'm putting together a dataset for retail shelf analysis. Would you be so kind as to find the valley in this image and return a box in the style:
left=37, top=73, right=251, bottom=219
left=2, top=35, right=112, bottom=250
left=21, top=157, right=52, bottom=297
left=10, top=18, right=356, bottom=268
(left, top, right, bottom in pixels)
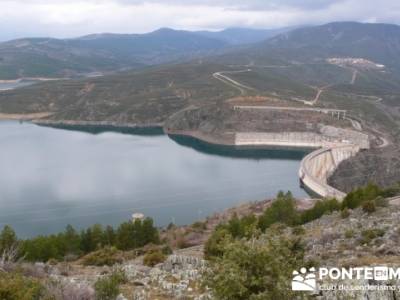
left=1, top=17, right=400, bottom=300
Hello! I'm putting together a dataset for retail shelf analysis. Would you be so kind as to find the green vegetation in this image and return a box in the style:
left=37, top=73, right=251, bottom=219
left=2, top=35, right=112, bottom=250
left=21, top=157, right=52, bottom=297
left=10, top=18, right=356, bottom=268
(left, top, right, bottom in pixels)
left=143, top=249, right=166, bottom=267
left=204, top=231, right=307, bottom=300
left=362, top=200, right=376, bottom=214
left=0, top=272, right=51, bottom=300
left=258, top=191, right=298, bottom=231
left=0, top=225, right=18, bottom=254
left=0, top=218, right=159, bottom=263
left=94, top=270, right=127, bottom=300
left=341, top=183, right=382, bottom=209
left=204, top=183, right=396, bottom=298
left=360, top=228, right=385, bottom=245
left=206, top=191, right=343, bottom=259
left=344, top=229, right=355, bottom=239
left=82, top=246, right=122, bottom=266
left=340, top=208, right=350, bottom=218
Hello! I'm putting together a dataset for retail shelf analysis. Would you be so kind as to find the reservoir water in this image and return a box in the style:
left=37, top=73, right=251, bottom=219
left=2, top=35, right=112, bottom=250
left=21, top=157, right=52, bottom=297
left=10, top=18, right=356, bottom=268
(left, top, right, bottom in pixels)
left=0, top=121, right=308, bottom=237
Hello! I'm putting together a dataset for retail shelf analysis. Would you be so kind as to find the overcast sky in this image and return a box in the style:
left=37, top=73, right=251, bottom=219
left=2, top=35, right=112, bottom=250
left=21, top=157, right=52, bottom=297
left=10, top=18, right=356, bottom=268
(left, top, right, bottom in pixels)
left=0, top=0, right=399, bottom=41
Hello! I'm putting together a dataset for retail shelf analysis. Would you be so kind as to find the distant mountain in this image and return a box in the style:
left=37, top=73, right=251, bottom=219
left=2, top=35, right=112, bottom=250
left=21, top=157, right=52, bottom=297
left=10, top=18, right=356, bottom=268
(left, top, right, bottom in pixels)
left=195, top=27, right=291, bottom=45
left=0, top=29, right=228, bottom=80
left=0, top=26, right=296, bottom=80
left=257, top=22, right=400, bottom=70
left=2, top=22, right=400, bottom=126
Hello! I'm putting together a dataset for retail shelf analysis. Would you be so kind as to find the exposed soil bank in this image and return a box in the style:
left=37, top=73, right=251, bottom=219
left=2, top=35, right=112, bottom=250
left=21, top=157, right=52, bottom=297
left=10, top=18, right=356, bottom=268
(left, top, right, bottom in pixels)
left=0, top=112, right=53, bottom=120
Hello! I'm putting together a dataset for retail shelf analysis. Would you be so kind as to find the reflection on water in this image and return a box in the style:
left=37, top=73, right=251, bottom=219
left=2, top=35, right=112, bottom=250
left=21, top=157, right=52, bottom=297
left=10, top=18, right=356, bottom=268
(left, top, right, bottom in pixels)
left=0, top=121, right=308, bottom=237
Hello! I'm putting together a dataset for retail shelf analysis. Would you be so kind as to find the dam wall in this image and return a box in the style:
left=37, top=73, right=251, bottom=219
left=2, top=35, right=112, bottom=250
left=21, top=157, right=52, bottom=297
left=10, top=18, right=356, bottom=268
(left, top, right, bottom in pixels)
left=236, top=132, right=329, bottom=148
left=235, top=130, right=369, bottom=200
left=298, top=146, right=360, bottom=200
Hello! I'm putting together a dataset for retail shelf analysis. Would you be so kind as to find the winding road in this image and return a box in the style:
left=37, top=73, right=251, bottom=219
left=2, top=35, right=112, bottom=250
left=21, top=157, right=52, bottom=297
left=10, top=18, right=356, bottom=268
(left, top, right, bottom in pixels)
left=212, top=69, right=255, bottom=95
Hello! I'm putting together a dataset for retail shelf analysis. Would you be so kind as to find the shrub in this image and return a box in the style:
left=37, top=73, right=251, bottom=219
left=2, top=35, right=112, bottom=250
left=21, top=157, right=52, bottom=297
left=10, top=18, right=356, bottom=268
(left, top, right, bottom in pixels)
left=342, top=183, right=382, bottom=210
left=161, top=245, right=173, bottom=255
left=344, top=229, right=355, bottom=239
left=292, top=226, right=306, bottom=235
left=374, top=197, right=389, bottom=207
left=204, top=232, right=306, bottom=300
left=191, top=221, right=207, bottom=231
left=258, top=191, right=298, bottom=231
left=176, top=236, right=190, bottom=249
left=360, top=228, right=385, bottom=245
left=341, top=208, right=350, bottom=218
left=0, top=272, right=50, bottom=300
left=299, top=198, right=340, bottom=224
left=94, top=271, right=126, bottom=300
left=143, top=250, right=166, bottom=267
left=82, top=246, right=122, bottom=266
left=204, top=228, right=233, bottom=259
left=362, top=201, right=376, bottom=214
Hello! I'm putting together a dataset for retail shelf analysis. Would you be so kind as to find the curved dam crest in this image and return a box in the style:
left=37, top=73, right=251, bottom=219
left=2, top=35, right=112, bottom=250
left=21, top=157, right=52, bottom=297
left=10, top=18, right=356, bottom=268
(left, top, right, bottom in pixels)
left=235, top=129, right=370, bottom=200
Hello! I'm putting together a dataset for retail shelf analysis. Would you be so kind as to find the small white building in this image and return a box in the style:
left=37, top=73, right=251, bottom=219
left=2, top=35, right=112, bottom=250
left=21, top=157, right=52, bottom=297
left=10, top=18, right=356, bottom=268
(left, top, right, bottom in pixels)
left=132, top=212, right=145, bottom=222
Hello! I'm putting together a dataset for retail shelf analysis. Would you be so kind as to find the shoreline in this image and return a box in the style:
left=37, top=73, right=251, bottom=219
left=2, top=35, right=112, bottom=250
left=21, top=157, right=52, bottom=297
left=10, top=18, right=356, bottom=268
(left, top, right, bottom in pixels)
left=0, top=112, right=54, bottom=120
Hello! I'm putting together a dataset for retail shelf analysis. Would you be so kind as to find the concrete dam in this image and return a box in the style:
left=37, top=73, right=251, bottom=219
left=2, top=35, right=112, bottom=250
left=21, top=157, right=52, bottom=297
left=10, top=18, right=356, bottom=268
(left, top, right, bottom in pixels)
left=235, top=127, right=370, bottom=200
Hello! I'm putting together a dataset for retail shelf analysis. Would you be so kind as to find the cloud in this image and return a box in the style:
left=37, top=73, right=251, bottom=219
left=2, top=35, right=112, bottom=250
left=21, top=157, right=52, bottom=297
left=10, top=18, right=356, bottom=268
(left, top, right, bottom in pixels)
left=0, top=0, right=399, bottom=41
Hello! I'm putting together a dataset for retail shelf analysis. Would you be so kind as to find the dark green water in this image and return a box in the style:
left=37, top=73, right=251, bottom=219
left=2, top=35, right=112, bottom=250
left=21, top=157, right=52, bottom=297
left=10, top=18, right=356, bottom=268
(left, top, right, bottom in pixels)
left=0, top=121, right=308, bottom=237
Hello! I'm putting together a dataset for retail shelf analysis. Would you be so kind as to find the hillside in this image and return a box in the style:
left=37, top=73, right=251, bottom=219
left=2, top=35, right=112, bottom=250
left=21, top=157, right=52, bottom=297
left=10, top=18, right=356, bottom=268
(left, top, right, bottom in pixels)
left=0, top=29, right=228, bottom=80
left=1, top=189, right=400, bottom=299
left=0, top=27, right=290, bottom=80
left=195, top=27, right=291, bottom=45
left=1, top=22, right=400, bottom=190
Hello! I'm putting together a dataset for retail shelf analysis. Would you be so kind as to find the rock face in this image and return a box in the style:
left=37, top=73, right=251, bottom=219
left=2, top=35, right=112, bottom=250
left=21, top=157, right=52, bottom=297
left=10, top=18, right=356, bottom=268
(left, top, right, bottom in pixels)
left=329, top=145, right=400, bottom=192
left=121, top=252, right=209, bottom=299
left=299, top=204, right=400, bottom=300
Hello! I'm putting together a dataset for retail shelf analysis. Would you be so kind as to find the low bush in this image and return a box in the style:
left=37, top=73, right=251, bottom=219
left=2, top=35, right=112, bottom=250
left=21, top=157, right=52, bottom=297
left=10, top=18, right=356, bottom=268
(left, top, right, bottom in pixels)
left=143, top=250, right=166, bottom=267
left=341, top=208, right=350, bottom=218
left=191, top=221, right=207, bottom=231
left=94, top=271, right=126, bottom=300
left=0, top=272, right=51, bottom=300
left=258, top=191, right=298, bottom=231
left=360, top=228, right=385, bottom=245
left=292, top=226, right=306, bottom=235
left=362, top=201, right=376, bottom=214
left=299, top=198, right=340, bottom=224
left=374, top=197, right=389, bottom=207
left=344, top=229, right=355, bottom=239
left=82, top=246, right=122, bottom=266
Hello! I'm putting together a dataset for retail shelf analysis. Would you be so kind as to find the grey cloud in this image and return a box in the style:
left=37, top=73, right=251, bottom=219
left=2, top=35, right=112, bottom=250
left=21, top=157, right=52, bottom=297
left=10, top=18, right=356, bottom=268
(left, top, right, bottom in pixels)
left=115, top=0, right=342, bottom=10
left=0, top=0, right=399, bottom=41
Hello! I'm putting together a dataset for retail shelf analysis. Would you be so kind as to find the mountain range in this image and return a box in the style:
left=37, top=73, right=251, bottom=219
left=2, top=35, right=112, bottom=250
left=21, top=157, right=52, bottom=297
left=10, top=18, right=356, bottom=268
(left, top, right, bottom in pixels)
left=0, top=27, right=288, bottom=80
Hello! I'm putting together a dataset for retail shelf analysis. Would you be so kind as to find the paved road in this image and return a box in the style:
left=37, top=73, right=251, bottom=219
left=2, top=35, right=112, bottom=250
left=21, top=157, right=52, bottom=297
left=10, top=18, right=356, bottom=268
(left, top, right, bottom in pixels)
left=234, top=105, right=347, bottom=115
left=213, top=70, right=255, bottom=95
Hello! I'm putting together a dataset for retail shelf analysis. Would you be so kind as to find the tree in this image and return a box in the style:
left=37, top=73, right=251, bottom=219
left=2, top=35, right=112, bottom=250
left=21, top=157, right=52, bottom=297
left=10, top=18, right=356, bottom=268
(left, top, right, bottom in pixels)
left=63, top=225, right=81, bottom=255
left=204, top=232, right=306, bottom=300
left=204, top=228, right=233, bottom=259
left=103, top=226, right=116, bottom=246
left=116, top=222, right=135, bottom=250
left=258, top=191, right=298, bottom=231
left=91, top=224, right=105, bottom=250
left=0, top=226, right=17, bottom=253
